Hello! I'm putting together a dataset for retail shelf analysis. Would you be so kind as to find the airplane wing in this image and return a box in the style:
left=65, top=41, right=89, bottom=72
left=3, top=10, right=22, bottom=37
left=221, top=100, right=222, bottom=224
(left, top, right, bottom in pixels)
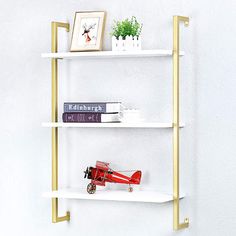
left=96, top=161, right=109, bottom=171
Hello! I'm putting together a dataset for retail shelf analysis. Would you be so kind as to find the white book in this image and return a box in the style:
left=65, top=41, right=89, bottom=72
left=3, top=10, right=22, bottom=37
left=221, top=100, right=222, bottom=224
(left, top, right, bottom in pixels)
left=63, top=112, right=121, bottom=123
left=101, top=113, right=121, bottom=123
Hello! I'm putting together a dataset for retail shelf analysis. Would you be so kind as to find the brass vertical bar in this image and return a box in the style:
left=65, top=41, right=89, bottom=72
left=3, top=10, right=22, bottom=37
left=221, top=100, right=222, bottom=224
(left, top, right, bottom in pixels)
left=51, top=21, right=70, bottom=223
left=173, top=16, right=180, bottom=230
left=173, top=15, right=189, bottom=230
left=51, top=22, right=58, bottom=223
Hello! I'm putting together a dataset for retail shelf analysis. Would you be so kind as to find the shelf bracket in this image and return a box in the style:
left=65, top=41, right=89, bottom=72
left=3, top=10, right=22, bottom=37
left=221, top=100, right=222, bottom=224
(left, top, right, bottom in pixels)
left=173, top=15, right=189, bottom=230
left=51, top=21, right=70, bottom=223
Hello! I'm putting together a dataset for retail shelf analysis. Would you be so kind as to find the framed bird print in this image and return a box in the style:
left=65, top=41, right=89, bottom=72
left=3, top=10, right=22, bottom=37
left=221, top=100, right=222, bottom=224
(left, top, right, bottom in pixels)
left=70, top=11, right=106, bottom=51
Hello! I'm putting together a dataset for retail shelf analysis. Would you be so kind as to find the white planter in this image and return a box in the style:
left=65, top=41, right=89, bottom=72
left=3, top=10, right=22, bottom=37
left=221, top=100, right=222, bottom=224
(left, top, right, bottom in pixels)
left=112, top=36, right=142, bottom=51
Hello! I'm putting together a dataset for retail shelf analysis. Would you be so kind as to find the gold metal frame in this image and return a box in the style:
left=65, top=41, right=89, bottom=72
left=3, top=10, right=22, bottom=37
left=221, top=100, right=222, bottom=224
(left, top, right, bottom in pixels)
left=173, top=15, right=189, bottom=230
left=51, top=21, right=70, bottom=223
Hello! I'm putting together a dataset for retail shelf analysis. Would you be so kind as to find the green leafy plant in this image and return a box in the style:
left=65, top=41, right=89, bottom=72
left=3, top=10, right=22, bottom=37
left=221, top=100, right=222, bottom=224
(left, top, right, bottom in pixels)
left=111, top=16, right=143, bottom=39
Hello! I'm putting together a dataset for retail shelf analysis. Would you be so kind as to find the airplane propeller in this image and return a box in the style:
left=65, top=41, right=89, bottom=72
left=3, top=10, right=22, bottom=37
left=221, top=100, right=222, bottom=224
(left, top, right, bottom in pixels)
left=84, top=167, right=89, bottom=178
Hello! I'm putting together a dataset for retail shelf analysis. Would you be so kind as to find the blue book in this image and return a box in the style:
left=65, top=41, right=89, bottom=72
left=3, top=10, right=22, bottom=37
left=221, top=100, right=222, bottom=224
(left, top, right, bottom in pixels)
left=64, top=102, right=122, bottom=113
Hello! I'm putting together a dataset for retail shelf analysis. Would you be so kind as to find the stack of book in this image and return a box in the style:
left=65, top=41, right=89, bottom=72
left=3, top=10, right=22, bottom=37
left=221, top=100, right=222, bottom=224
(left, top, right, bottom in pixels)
left=62, top=102, right=122, bottom=123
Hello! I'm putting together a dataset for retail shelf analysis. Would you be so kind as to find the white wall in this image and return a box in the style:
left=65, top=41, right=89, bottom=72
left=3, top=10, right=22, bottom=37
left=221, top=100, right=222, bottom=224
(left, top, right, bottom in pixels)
left=0, top=0, right=236, bottom=235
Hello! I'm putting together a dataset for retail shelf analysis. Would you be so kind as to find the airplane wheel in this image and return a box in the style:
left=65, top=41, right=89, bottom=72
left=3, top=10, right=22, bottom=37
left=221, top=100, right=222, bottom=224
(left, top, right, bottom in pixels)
left=87, top=183, right=96, bottom=194
left=128, top=186, right=133, bottom=192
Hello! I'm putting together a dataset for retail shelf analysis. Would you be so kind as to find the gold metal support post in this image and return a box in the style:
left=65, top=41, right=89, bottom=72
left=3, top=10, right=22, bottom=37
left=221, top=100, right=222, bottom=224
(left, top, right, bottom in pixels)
left=173, top=15, right=189, bottom=230
left=51, top=21, right=70, bottom=223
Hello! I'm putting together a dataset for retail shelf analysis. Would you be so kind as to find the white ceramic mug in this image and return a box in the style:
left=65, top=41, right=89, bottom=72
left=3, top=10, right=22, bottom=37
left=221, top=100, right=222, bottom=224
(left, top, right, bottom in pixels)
left=122, top=109, right=142, bottom=123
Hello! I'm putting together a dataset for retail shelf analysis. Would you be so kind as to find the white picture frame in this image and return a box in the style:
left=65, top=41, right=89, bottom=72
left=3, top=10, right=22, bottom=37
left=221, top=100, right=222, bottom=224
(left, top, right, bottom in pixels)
left=70, top=11, right=106, bottom=52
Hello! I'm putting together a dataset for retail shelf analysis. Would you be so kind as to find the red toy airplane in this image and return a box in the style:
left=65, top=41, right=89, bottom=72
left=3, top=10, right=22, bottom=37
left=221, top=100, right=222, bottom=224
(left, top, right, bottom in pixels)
left=84, top=161, right=142, bottom=194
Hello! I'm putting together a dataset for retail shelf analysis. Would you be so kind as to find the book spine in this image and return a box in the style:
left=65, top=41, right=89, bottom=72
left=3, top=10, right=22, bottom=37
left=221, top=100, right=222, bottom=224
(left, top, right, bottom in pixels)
left=63, top=113, right=101, bottom=123
left=64, top=103, right=106, bottom=113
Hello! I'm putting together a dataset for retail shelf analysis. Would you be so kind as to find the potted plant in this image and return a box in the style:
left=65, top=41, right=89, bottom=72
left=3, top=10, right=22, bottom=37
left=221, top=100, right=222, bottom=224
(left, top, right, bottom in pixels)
left=111, top=16, right=143, bottom=51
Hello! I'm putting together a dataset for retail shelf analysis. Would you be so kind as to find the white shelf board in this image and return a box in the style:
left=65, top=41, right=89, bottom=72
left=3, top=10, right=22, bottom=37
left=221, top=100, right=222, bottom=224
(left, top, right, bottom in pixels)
left=43, top=188, right=184, bottom=204
left=42, top=122, right=185, bottom=128
left=41, top=49, right=184, bottom=59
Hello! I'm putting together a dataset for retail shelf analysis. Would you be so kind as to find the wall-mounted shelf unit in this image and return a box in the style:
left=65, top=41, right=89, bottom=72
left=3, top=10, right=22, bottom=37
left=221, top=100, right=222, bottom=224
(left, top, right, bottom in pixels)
left=42, top=16, right=189, bottom=231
